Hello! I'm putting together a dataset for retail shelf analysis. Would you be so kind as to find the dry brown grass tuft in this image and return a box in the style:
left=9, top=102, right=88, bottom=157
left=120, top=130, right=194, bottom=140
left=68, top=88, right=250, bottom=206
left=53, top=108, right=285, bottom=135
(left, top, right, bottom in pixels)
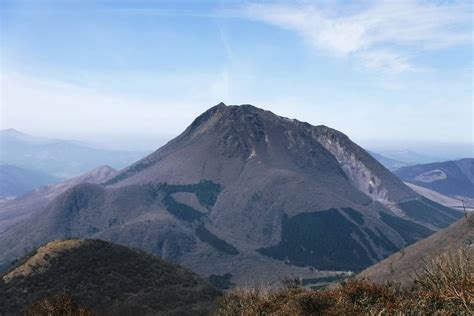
left=413, top=248, right=473, bottom=314
left=213, top=247, right=473, bottom=315
left=24, top=293, right=95, bottom=316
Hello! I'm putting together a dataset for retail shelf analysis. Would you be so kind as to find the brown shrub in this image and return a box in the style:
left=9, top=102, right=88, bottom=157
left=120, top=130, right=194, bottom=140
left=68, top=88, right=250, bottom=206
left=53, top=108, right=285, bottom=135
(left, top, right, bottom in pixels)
left=413, top=248, right=473, bottom=314
left=24, top=293, right=95, bottom=316
left=213, top=247, right=473, bottom=315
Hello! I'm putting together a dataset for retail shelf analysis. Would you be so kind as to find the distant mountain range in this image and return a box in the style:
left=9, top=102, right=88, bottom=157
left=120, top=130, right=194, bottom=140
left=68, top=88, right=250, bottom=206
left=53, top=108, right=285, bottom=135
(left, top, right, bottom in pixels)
left=0, top=164, right=63, bottom=198
left=395, top=159, right=474, bottom=209
left=0, top=128, right=148, bottom=178
left=367, top=151, right=410, bottom=171
left=361, top=212, right=473, bottom=284
left=0, top=104, right=463, bottom=286
left=368, top=149, right=448, bottom=165
left=0, top=239, right=219, bottom=314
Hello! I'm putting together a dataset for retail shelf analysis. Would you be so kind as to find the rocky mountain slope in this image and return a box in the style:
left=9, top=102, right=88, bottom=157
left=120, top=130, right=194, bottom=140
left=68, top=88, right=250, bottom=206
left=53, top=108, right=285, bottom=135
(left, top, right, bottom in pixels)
left=0, top=104, right=463, bottom=285
left=395, top=158, right=474, bottom=208
left=0, top=164, right=62, bottom=198
left=0, top=239, right=219, bottom=315
left=360, top=212, right=473, bottom=284
left=0, top=165, right=117, bottom=234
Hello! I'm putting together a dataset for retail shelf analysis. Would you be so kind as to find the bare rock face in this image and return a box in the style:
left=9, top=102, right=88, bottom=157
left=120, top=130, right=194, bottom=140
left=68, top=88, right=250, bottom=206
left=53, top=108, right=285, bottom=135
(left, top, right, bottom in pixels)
left=309, top=126, right=416, bottom=204
left=0, top=104, right=462, bottom=286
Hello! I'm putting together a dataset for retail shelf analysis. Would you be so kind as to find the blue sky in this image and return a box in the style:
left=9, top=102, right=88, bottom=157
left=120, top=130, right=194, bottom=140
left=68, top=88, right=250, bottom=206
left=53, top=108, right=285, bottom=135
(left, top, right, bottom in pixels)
left=1, top=0, right=472, bottom=152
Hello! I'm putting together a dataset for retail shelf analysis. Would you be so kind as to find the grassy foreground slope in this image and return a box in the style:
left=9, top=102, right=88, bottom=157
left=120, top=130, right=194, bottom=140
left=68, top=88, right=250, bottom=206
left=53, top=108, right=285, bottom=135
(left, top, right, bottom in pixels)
left=214, top=247, right=472, bottom=315
left=360, top=212, right=473, bottom=284
left=213, top=214, right=473, bottom=315
left=0, top=239, right=220, bottom=315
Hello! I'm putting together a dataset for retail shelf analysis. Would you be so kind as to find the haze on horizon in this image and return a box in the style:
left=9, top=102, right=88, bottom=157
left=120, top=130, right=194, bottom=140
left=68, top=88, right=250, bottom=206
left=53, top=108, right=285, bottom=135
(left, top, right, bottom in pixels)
left=1, top=0, right=472, bottom=154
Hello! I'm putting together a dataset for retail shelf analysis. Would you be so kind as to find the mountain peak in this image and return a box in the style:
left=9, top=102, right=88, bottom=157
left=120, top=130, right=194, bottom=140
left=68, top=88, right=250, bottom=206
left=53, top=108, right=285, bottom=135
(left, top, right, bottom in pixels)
left=91, top=165, right=117, bottom=173
left=0, top=103, right=462, bottom=289
left=73, top=165, right=118, bottom=184
left=182, top=103, right=267, bottom=138
left=1, top=128, right=27, bottom=136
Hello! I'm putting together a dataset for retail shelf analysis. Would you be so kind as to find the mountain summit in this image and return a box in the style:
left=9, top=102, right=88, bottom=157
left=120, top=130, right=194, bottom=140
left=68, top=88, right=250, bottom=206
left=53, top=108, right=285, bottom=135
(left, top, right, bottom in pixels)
left=108, top=103, right=414, bottom=202
left=0, top=104, right=462, bottom=285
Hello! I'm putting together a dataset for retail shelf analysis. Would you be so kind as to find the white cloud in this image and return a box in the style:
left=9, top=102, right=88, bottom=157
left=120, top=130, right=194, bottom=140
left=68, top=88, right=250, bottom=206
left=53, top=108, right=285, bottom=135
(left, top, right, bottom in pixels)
left=243, top=0, right=472, bottom=73
left=358, top=50, right=413, bottom=74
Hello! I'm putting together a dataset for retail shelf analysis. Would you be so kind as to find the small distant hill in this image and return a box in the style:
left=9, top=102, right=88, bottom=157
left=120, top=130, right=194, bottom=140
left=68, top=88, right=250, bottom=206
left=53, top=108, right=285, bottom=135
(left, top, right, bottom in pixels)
left=367, top=151, right=410, bottom=171
left=0, top=128, right=147, bottom=178
left=0, top=164, right=62, bottom=198
left=0, top=239, right=220, bottom=315
left=395, top=158, right=474, bottom=208
left=360, top=213, right=474, bottom=284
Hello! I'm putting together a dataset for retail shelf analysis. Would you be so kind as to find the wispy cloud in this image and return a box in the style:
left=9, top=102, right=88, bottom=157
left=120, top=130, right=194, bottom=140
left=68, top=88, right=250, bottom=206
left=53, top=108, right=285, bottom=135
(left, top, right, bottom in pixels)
left=242, top=0, right=472, bottom=73
left=358, top=50, right=413, bottom=74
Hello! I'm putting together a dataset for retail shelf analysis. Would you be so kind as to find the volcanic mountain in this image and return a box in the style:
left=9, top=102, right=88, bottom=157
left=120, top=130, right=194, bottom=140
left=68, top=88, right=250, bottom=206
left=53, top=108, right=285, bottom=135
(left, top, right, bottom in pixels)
left=0, top=104, right=462, bottom=285
left=0, top=239, right=219, bottom=315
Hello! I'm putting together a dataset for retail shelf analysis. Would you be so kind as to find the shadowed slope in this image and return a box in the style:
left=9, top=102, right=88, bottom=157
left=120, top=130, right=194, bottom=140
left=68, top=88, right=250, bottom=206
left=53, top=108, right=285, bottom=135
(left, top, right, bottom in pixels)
left=0, top=239, right=220, bottom=315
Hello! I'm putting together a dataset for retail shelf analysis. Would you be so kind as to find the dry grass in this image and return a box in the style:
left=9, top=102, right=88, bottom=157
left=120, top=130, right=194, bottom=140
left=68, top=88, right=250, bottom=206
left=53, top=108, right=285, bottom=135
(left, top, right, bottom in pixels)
left=414, top=248, right=473, bottom=314
left=213, top=248, right=473, bottom=315
left=20, top=247, right=473, bottom=315
left=3, top=240, right=84, bottom=282
left=24, top=293, right=95, bottom=316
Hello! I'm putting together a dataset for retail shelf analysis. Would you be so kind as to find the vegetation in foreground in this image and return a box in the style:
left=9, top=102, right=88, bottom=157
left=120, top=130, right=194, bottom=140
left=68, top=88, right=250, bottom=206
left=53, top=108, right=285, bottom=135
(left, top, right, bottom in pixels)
left=24, top=294, right=95, bottom=316
left=21, top=247, right=472, bottom=315
left=214, top=248, right=473, bottom=315
left=0, top=239, right=219, bottom=315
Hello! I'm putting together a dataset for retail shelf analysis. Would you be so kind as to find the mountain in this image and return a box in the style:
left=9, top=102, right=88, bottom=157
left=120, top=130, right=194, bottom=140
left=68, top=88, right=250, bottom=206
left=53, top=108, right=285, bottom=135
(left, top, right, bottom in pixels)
left=0, top=165, right=117, bottom=234
left=0, top=164, right=62, bottom=198
left=360, top=213, right=473, bottom=284
left=0, top=128, right=148, bottom=178
left=0, top=104, right=463, bottom=285
left=369, top=149, right=443, bottom=165
left=367, top=151, right=410, bottom=171
left=395, top=159, right=474, bottom=208
left=0, top=239, right=219, bottom=315
left=404, top=182, right=473, bottom=212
